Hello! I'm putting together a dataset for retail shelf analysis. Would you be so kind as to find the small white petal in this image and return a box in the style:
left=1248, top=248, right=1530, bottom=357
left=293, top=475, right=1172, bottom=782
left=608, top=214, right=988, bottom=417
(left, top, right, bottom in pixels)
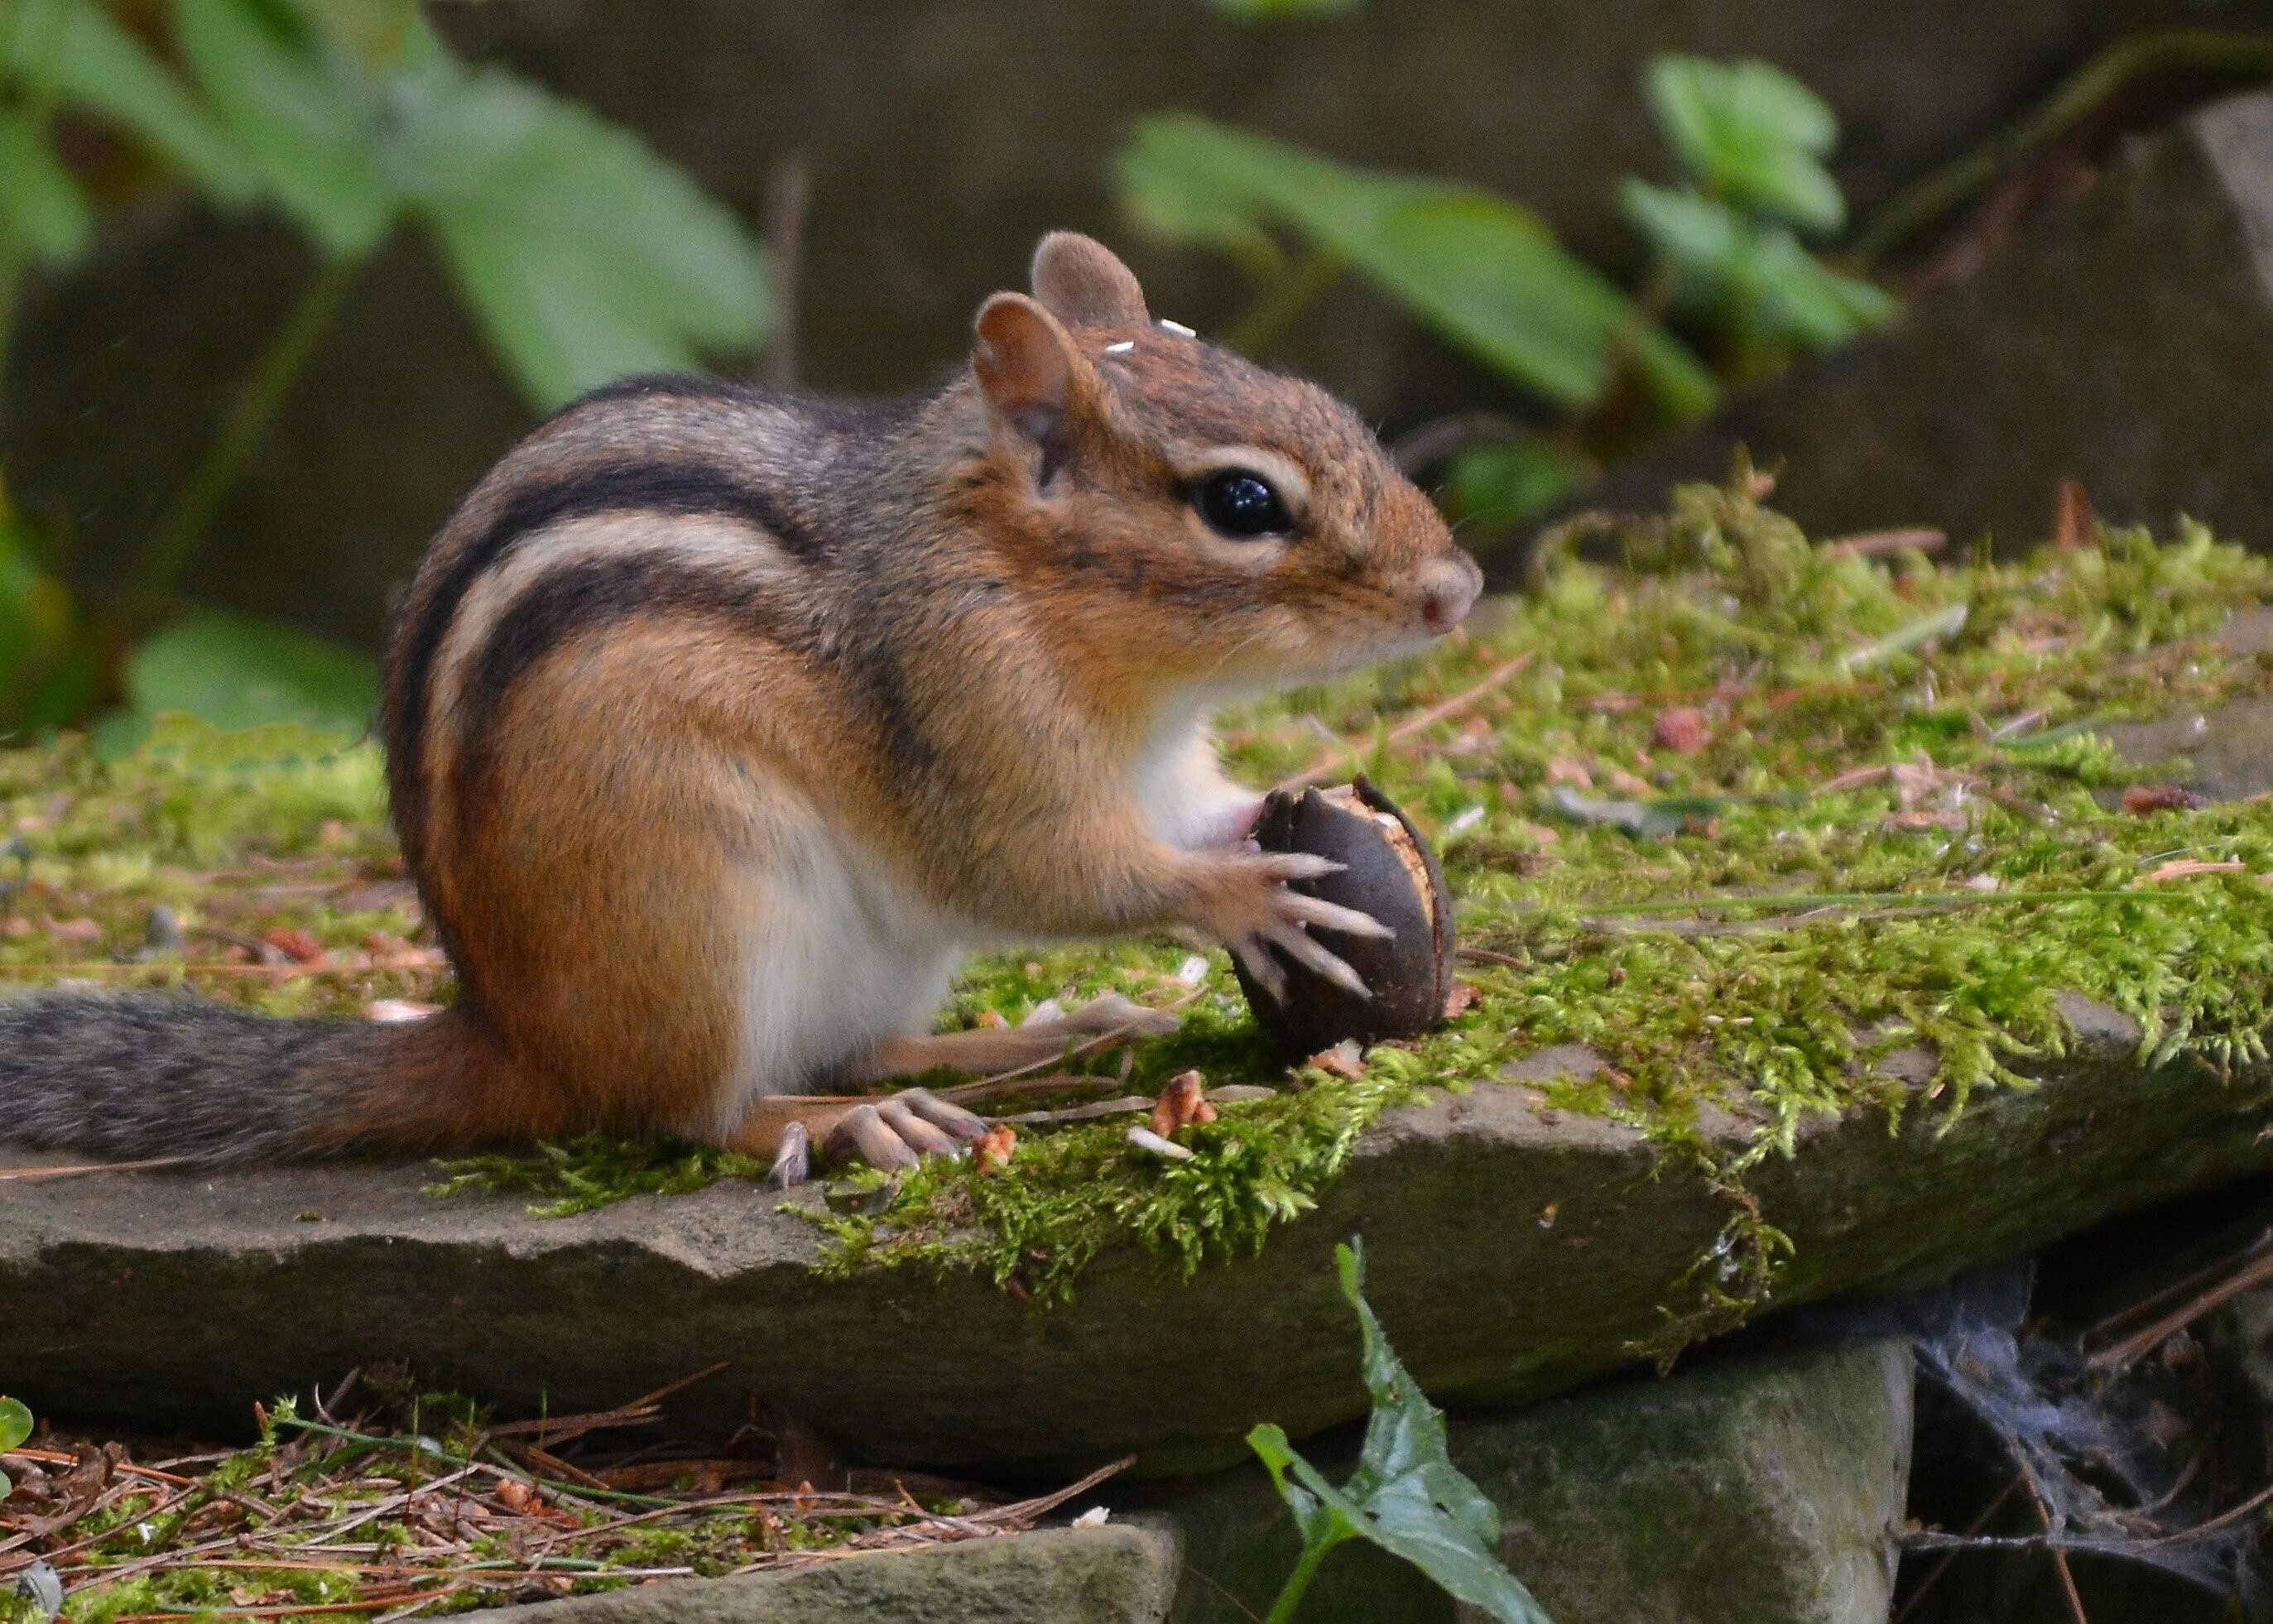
left=1103, top=339, right=1136, bottom=354
left=1444, top=805, right=1487, bottom=838
left=1157, top=319, right=1197, bottom=338
left=1174, top=954, right=1211, bottom=987
left=1127, top=1126, right=1195, bottom=1160
left=1021, top=997, right=1064, bottom=1026
left=1073, top=1506, right=1111, bottom=1527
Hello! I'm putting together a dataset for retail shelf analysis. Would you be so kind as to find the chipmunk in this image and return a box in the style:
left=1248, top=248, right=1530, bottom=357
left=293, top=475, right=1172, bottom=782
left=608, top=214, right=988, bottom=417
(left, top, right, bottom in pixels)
left=1, top=233, right=1481, bottom=1175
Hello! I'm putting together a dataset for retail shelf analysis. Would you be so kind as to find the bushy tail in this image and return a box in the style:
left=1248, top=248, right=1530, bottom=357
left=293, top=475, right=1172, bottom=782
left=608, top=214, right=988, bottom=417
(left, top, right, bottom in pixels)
left=0, top=992, right=497, bottom=1164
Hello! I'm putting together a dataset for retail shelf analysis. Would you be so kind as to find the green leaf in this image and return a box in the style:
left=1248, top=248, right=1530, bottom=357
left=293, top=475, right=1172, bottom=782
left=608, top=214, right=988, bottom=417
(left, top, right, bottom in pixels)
left=0, top=1396, right=31, bottom=1454
left=0, top=108, right=90, bottom=264
left=175, top=0, right=401, bottom=257
left=396, top=36, right=769, bottom=409
left=1644, top=55, right=1844, bottom=232
left=1117, top=123, right=1282, bottom=273
left=1246, top=1241, right=1555, bottom=1624
left=0, top=1393, right=31, bottom=1496
left=0, top=0, right=253, bottom=201
left=1621, top=181, right=1895, bottom=349
left=1120, top=114, right=1713, bottom=418
left=1443, top=438, right=1591, bottom=531
left=113, top=612, right=378, bottom=745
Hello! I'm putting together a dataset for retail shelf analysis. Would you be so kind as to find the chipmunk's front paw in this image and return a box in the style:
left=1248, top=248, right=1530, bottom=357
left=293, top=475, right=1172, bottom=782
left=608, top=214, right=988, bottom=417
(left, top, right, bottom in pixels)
left=1195, top=850, right=1392, bottom=1005
left=824, top=1087, right=991, bottom=1173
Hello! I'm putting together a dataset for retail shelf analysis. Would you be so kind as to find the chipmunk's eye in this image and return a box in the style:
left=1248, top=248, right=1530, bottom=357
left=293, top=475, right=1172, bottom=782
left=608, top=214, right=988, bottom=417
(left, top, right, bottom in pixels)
left=1194, top=468, right=1291, bottom=539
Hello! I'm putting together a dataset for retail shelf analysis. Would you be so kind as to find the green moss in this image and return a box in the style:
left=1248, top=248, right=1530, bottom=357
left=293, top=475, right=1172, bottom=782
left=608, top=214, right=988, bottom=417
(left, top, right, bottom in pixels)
left=13, top=473, right=2273, bottom=1330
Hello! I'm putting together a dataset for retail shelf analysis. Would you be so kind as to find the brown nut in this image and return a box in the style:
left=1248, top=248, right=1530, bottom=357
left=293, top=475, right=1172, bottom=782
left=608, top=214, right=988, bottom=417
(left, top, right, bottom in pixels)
left=1233, top=775, right=1456, bottom=1059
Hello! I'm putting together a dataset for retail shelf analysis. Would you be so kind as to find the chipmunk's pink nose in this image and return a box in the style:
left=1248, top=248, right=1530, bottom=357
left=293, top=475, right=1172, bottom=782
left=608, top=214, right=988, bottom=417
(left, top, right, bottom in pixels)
left=1418, top=553, right=1483, bottom=634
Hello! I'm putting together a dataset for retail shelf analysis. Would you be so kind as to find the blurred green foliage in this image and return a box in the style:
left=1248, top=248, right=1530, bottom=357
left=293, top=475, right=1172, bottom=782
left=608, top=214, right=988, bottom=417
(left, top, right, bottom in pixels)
left=1122, top=114, right=1716, bottom=417
left=1622, top=55, right=1894, bottom=370
left=1117, top=55, right=1894, bottom=536
left=0, top=1395, right=28, bottom=1508
left=0, top=0, right=768, bottom=744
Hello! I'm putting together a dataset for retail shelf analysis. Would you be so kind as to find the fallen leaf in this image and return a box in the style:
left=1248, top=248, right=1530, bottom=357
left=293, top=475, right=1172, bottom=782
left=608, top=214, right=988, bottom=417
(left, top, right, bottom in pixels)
left=1443, top=981, right=1482, bottom=1019
left=2122, top=784, right=2208, bottom=815
left=1150, top=1070, right=1218, bottom=1139
left=43, top=916, right=100, bottom=944
left=1651, top=707, right=1712, bottom=755
left=1309, top=1039, right=1367, bottom=1080
left=363, top=930, right=446, bottom=969
left=2143, top=858, right=2246, bottom=882
left=262, top=927, right=327, bottom=965
left=975, top=1123, right=1016, bottom=1174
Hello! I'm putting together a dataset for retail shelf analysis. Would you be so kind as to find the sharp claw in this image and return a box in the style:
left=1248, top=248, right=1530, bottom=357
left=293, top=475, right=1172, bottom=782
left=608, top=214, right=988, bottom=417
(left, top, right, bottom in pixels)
left=1277, top=892, right=1394, bottom=939
left=877, top=1098, right=962, bottom=1158
left=898, top=1087, right=990, bottom=1143
left=1232, top=935, right=1288, bottom=1002
left=1268, top=853, right=1347, bottom=881
left=764, top=1121, right=813, bottom=1189
left=828, top=1104, right=920, bottom=1171
left=1264, top=921, right=1373, bottom=1000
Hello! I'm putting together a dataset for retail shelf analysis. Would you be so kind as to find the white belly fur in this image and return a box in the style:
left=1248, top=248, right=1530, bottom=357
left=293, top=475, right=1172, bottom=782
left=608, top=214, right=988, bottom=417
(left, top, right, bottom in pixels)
left=709, top=810, right=962, bottom=1136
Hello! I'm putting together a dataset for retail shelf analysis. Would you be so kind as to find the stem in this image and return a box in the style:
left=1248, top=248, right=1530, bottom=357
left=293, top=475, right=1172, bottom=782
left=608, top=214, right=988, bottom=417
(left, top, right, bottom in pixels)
left=128, top=252, right=363, bottom=615
left=1221, top=247, right=1345, bottom=357
left=1261, top=1537, right=1335, bottom=1624
left=1853, top=27, right=2273, bottom=267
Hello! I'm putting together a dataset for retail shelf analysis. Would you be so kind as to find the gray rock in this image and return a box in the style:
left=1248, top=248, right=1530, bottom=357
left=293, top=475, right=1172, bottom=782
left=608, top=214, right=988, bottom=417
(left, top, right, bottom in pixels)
left=4, top=0, right=2252, bottom=650
left=2, top=991, right=2266, bottom=1478
left=476, top=1523, right=1177, bottom=1624
left=1145, top=1338, right=1911, bottom=1624
left=1528, top=87, right=2273, bottom=581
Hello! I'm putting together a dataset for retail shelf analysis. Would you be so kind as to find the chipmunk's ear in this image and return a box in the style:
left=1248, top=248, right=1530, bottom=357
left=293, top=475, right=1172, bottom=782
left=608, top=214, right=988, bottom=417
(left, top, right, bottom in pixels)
left=1030, top=232, right=1148, bottom=327
left=973, top=291, right=1086, bottom=449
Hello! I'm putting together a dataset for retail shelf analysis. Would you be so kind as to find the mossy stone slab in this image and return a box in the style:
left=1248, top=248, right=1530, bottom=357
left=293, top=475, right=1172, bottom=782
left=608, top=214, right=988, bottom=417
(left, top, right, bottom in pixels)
left=476, top=1524, right=1177, bottom=1624
left=2, top=995, right=2266, bottom=1478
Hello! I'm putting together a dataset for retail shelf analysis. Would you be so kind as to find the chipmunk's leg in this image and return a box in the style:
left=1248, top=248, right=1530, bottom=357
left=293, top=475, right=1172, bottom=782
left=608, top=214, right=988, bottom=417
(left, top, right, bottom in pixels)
left=841, top=992, right=1181, bottom=1083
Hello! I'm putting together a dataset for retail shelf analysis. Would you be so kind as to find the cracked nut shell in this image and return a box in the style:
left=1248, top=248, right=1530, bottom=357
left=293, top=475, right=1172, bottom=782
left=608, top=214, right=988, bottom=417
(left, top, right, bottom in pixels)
left=1233, top=775, right=1456, bottom=1059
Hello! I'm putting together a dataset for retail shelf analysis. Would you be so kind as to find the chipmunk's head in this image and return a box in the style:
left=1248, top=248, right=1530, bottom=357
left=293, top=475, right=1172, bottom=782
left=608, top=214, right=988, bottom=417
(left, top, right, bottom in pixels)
left=965, top=232, right=1481, bottom=694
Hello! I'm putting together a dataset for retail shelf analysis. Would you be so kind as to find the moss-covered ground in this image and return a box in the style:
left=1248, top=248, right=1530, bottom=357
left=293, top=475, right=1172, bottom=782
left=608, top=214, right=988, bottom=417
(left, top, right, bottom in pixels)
left=10, top=473, right=2273, bottom=1328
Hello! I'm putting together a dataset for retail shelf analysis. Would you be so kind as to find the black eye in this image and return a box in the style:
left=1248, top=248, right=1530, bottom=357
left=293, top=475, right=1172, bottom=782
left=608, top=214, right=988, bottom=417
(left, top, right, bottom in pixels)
left=1194, top=468, right=1291, bottom=539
